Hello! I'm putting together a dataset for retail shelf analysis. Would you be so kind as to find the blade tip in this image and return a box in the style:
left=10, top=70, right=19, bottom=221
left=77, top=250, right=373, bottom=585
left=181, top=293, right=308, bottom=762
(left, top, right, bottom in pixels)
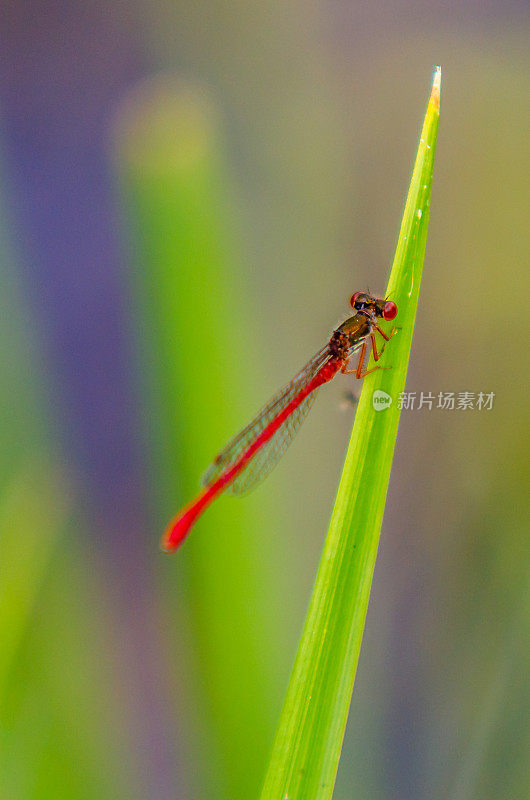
left=430, top=66, right=442, bottom=111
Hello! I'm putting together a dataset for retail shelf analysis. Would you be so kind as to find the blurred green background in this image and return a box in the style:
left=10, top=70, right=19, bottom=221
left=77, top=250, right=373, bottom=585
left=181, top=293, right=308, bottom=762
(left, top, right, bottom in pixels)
left=1, top=3, right=529, bottom=799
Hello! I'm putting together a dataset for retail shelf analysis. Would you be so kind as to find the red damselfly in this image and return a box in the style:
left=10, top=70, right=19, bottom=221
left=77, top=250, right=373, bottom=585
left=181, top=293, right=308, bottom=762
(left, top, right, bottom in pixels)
left=162, top=291, right=398, bottom=551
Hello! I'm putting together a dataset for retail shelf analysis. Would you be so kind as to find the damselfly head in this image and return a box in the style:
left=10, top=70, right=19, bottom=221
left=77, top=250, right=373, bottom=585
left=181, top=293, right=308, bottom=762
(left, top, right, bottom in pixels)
left=349, top=291, right=398, bottom=321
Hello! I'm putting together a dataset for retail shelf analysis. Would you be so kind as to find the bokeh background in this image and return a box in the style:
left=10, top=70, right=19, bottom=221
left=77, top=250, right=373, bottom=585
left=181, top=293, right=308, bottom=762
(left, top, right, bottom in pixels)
left=1, top=3, right=529, bottom=799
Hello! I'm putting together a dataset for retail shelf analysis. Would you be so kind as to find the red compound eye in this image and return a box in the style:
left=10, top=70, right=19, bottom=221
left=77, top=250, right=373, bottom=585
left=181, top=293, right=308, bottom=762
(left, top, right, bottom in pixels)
left=383, top=301, right=398, bottom=321
left=350, top=291, right=363, bottom=308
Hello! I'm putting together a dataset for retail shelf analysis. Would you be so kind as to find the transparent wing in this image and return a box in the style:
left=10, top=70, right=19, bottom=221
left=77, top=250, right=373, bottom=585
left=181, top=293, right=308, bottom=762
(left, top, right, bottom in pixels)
left=201, top=345, right=331, bottom=495
left=223, top=392, right=317, bottom=495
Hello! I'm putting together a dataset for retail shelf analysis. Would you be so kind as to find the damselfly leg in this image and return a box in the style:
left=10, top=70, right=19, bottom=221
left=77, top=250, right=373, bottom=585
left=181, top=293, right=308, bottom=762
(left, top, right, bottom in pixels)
left=341, top=324, right=399, bottom=379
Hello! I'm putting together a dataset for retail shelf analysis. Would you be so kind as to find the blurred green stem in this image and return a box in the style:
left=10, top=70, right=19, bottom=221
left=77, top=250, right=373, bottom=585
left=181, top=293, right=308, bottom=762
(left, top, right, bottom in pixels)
left=115, top=77, right=284, bottom=800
